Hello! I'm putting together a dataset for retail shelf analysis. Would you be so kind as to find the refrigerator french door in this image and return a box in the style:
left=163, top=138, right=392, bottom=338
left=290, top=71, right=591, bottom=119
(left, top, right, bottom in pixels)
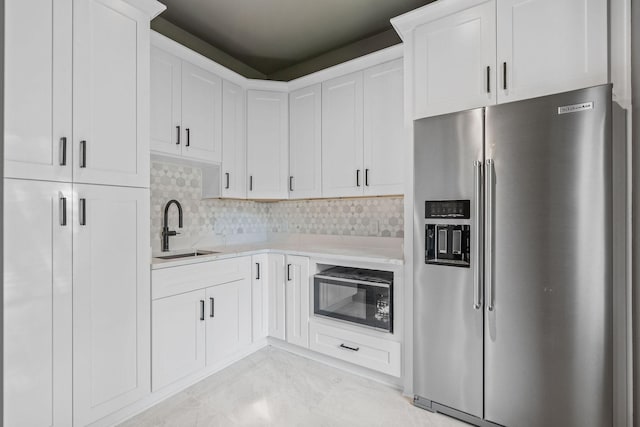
left=413, top=85, right=612, bottom=427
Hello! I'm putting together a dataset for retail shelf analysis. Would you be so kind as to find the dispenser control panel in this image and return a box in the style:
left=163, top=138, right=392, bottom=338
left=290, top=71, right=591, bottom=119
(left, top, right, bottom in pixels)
left=425, top=200, right=470, bottom=219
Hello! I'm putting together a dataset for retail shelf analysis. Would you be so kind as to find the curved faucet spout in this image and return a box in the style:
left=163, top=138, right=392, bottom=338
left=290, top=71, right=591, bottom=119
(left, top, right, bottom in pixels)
left=162, top=199, right=184, bottom=252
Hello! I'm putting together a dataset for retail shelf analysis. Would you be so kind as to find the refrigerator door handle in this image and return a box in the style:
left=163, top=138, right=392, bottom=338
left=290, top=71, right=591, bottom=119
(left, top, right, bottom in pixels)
left=473, top=161, right=483, bottom=309
left=486, top=158, right=494, bottom=311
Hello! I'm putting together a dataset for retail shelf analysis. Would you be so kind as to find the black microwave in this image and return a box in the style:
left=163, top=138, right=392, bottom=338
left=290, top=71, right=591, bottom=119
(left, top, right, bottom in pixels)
left=313, top=266, right=393, bottom=333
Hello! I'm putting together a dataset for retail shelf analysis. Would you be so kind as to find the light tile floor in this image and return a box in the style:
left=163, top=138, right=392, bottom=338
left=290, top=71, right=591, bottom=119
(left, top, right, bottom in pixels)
left=119, top=346, right=468, bottom=427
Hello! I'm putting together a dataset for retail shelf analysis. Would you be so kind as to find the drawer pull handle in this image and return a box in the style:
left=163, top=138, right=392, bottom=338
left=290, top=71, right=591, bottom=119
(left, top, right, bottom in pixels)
left=339, top=343, right=360, bottom=352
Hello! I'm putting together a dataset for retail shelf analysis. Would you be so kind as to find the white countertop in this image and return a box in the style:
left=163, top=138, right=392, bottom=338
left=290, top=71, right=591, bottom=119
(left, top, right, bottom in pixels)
left=151, top=234, right=404, bottom=269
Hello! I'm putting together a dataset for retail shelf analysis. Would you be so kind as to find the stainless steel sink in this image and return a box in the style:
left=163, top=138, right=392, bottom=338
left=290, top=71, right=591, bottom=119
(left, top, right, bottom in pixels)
left=155, top=250, right=219, bottom=260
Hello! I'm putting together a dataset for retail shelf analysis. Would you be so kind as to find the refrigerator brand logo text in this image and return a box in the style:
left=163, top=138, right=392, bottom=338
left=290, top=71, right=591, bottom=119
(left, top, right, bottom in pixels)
left=557, top=102, right=593, bottom=114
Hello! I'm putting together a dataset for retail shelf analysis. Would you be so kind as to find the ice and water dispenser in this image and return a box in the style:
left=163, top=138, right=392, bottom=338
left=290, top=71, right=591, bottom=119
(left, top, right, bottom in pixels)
left=425, top=200, right=470, bottom=268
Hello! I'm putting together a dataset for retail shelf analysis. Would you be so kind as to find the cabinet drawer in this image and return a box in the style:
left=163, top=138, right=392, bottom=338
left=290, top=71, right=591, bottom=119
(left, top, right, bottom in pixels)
left=309, top=322, right=400, bottom=377
left=153, top=256, right=251, bottom=299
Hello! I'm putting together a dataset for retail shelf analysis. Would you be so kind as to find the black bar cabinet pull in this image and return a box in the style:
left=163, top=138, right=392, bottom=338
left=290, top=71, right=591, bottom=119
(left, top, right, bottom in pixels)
left=289, top=176, right=294, bottom=192
left=79, top=198, right=86, bottom=226
left=80, top=140, right=87, bottom=168
left=59, top=196, right=67, bottom=226
left=365, top=169, right=369, bottom=186
left=503, top=62, right=507, bottom=90
left=200, top=300, right=205, bottom=321
left=339, top=343, right=360, bottom=352
left=210, top=298, right=215, bottom=318
left=59, top=137, right=67, bottom=166
left=185, top=128, right=190, bottom=147
left=225, top=173, right=230, bottom=189
left=256, top=262, right=261, bottom=280
left=249, top=175, right=253, bottom=191
left=176, top=126, right=181, bottom=145
left=287, top=264, right=292, bottom=281
left=486, top=66, right=491, bottom=93
left=356, top=170, right=361, bottom=187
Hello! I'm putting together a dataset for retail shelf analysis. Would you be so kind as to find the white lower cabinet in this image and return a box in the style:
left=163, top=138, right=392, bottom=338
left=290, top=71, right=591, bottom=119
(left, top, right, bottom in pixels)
left=267, top=253, right=287, bottom=340
left=73, top=184, right=151, bottom=426
left=152, top=289, right=206, bottom=391
left=309, top=322, right=401, bottom=377
left=285, top=255, right=310, bottom=347
left=151, top=257, right=253, bottom=390
left=252, top=254, right=270, bottom=341
left=206, top=278, right=252, bottom=366
left=4, top=179, right=73, bottom=427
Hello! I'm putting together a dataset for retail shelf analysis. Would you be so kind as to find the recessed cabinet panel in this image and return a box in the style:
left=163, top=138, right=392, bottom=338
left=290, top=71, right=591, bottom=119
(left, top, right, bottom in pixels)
left=4, top=179, right=73, bottom=427
left=322, top=72, right=364, bottom=197
left=411, top=0, right=496, bottom=118
left=150, top=47, right=182, bottom=157
left=497, top=0, right=607, bottom=102
left=222, top=80, right=247, bottom=198
left=152, top=290, right=206, bottom=391
left=286, top=256, right=310, bottom=348
left=206, top=279, right=252, bottom=366
left=289, top=84, right=322, bottom=199
left=4, top=0, right=72, bottom=182
left=73, top=0, right=150, bottom=187
left=73, top=184, right=150, bottom=426
left=181, top=62, right=223, bottom=163
left=247, top=90, right=289, bottom=199
left=267, top=253, right=287, bottom=340
left=363, top=59, right=406, bottom=196
left=252, top=254, right=270, bottom=341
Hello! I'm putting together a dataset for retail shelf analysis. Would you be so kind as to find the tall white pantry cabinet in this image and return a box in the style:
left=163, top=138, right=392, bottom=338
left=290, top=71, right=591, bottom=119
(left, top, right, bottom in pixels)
left=3, top=0, right=165, bottom=426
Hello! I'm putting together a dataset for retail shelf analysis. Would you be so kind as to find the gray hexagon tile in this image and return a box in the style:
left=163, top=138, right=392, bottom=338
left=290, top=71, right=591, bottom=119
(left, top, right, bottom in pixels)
left=151, top=160, right=403, bottom=249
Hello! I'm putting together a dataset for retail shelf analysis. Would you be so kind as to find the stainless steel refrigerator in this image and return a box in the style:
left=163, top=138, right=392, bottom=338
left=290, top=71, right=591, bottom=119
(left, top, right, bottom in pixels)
left=413, top=84, right=617, bottom=427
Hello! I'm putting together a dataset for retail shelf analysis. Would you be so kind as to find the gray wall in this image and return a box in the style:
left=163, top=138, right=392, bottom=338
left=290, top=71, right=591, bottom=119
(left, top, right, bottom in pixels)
left=151, top=17, right=401, bottom=81
left=633, top=1, right=639, bottom=425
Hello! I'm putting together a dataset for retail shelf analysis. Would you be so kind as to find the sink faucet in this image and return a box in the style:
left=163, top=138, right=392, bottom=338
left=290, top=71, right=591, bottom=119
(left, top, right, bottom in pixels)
left=162, top=199, right=183, bottom=252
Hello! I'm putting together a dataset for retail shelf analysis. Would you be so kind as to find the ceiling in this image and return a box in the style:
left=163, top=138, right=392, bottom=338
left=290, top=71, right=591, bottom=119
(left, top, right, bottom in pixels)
left=155, top=0, right=434, bottom=76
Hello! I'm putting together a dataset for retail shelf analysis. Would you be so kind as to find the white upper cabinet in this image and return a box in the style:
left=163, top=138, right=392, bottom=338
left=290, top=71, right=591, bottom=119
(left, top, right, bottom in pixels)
left=289, top=84, right=322, bottom=199
left=4, top=0, right=72, bottom=182
left=409, top=0, right=497, bottom=119
left=150, top=47, right=182, bottom=157
left=392, top=0, right=608, bottom=118
left=150, top=49, right=222, bottom=163
left=247, top=90, right=289, bottom=199
left=322, top=71, right=364, bottom=198
left=363, top=59, right=406, bottom=196
left=222, top=80, right=247, bottom=198
left=496, top=0, right=607, bottom=103
left=206, top=278, right=252, bottom=366
left=4, top=179, right=73, bottom=427
left=73, top=184, right=150, bottom=426
left=285, top=256, right=310, bottom=348
left=73, top=0, right=151, bottom=188
left=181, top=62, right=223, bottom=162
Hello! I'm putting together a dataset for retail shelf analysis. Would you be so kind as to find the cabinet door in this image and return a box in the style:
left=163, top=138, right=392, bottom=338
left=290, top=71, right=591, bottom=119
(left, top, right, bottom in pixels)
left=150, top=47, right=182, bottom=157
left=497, top=0, right=607, bottom=103
left=222, top=80, right=247, bottom=198
left=152, top=290, right=206, bottom=391
left=289, top=84, right=322, bottom=199
left=267, top=254, right=287, bottom=340
left=73, top=0, right=150, bottom=188
left=322, top=71, right=364, bottom=197
left=4, top=179, right=72, bottom=427
left=4, top=0, right=72, bottom=182
left=252, top=254, right=270, bottom=341
left=285, top=256, right=310, bottom=348
left=247, top=90, right=289, bottom=199
left=411, top=0, right=496, bottom=118
left=73, top=184, right=150, bottom=426
left=181, top=62, right=223, bottom=163
left=206, top=278, right=252, bottom=366
left=363, top=59, right=406, bottom=196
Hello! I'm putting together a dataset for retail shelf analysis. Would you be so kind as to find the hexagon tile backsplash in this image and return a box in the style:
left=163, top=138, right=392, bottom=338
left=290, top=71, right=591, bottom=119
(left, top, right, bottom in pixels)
left=151, top=160, right=403, bottom=249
